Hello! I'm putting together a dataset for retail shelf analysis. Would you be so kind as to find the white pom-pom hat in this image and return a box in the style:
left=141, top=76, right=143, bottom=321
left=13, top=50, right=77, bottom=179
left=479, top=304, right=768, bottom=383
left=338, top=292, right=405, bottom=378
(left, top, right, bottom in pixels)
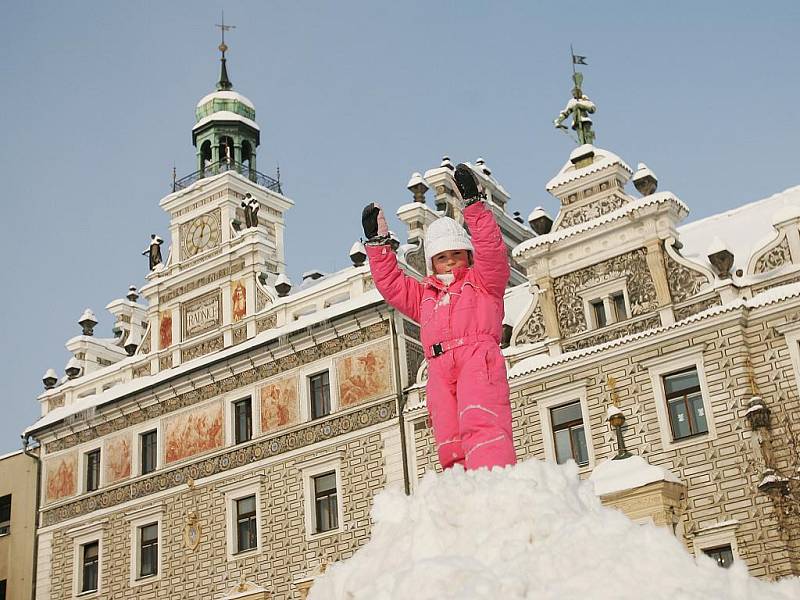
left=424, top=216, right=473, bottom=273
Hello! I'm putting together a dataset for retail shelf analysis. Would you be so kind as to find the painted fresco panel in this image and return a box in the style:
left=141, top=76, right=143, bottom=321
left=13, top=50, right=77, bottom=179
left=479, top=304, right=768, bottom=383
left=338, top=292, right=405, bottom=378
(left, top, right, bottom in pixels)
left=45, top=452, right=77, bottom=502
left=159, top=311, right=172, bottom=349
left=232, top=279, right=247, bottom=322
left=103, top=434, right=131, bottom=484
left=336, top=340, right=392, bottom=408
left=164, top=401, right=223, bottom=464
left=260, top=375, right=299, bottom=434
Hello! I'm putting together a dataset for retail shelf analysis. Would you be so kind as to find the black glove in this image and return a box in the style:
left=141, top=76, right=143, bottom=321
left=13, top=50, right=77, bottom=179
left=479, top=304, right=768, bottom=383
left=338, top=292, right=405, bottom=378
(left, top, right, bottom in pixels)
left=362, top=203, right=380, bottom=239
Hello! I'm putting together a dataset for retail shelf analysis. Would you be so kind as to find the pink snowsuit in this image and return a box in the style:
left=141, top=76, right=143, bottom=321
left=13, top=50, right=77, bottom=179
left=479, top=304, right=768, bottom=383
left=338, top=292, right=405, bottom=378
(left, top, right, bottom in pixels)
left=365, top=202, right=517, bottom=470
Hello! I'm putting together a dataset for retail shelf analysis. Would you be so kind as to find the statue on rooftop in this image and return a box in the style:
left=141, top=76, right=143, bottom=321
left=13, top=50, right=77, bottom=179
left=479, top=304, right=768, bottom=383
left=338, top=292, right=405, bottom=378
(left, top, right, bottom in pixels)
left=554, top=69, right=597, bottom=146
left=241, top=193, right=260, bottom=228
left=142, top=234, right=164, bottom=270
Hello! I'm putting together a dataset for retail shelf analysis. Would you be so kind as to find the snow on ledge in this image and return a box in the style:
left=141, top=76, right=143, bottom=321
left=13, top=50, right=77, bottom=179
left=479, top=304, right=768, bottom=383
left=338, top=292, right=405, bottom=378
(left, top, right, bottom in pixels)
left=589, top=455, right=683, bottom=497
left=512, top=192, right=687, bottom=257
left=546, top=146, right=632, bottom=191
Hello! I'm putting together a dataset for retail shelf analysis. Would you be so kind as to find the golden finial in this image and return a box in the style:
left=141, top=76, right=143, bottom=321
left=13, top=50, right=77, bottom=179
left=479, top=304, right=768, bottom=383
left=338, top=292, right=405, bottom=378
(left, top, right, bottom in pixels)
left=746, top=357, right=759, bottom=396
left=606, top=375, right=620, bottom=406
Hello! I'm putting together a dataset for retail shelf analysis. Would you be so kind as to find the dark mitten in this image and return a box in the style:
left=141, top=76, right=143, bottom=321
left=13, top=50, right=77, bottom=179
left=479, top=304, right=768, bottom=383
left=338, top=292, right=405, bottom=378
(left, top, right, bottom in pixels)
left=362, top=203, right=380, bottom=239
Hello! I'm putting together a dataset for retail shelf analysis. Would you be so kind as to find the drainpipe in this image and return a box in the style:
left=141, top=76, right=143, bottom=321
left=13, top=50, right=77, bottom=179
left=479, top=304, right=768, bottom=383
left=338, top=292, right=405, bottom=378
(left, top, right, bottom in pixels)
left=388, top=311, right=411, bottom=495
left=22, top=434, right=42, bottom=600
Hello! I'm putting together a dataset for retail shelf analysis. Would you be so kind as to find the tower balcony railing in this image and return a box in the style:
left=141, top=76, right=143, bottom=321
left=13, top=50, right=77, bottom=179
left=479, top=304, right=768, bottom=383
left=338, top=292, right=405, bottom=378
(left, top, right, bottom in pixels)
left=173, top=160, right=282, bottom=194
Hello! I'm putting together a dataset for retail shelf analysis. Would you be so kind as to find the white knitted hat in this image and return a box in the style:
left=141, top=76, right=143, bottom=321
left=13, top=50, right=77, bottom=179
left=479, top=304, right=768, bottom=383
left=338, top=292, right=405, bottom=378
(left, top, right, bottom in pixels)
left=424, top=217, right=473, bottom=272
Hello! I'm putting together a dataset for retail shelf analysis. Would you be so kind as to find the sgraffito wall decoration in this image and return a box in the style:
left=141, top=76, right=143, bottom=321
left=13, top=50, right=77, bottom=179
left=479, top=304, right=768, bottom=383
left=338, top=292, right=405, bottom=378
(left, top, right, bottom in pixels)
left=159, top=311, right=173, bottom=349
left=260, top=375, right=299, bottom=434
left=336, top=340, right=393, bottom=408
left=164, top=401, right=224, bottom=464
left=103, top=434, right=131, bottom=484
left=232, top=279, right=247, bottom=322
left=45, top=452, right=77, bottom=502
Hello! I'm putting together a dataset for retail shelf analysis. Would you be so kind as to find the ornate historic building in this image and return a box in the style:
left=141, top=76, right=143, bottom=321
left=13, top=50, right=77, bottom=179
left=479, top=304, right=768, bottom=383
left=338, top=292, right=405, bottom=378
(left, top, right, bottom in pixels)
left=21, top=50, right=800, bottom=600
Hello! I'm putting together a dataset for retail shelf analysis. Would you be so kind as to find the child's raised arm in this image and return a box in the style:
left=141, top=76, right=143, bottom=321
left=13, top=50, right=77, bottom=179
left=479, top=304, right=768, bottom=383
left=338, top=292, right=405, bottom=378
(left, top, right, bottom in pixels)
left=462, top=201, right=510, bottom=298
left=362, top=203, right=424, bottom=323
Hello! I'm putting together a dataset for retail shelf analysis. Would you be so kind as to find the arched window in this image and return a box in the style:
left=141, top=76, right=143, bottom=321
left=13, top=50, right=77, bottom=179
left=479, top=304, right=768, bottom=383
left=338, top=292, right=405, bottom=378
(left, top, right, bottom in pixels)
left=200, top=141, right=212, bottom=172
left=218, top=136, right=235, bottom=166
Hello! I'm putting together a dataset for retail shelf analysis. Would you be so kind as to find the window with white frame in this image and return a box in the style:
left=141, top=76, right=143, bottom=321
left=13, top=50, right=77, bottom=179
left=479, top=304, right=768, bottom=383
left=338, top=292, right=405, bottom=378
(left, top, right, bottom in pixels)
left=233, top=396, right=253, bottom=444
left=139, top=430, right=157, bottom=476
left=219, top=476, right=264, bottom=560
left=692, top=521, right=740, bottom=569
left=85, top=448, right=101, bottom=492
left=309, top=371, right=331, bottom=419
left=126, top=505, right=162, bottom=587
left=580, top=281, right=630, bottom=330
left=645, top=349, right=717, bottom=450
left=550, top=401, right=589, bottom=466
left=298, top=452, right=345, bottom=538
left=137, top=523, right=159, bottom=578
left=663, top=368, right=708, bottom=440
left=536, top=382, right=595, bottom=470
left=0, top=494, right=10, bottom=535
left=80, top=540, right=99, bottom=593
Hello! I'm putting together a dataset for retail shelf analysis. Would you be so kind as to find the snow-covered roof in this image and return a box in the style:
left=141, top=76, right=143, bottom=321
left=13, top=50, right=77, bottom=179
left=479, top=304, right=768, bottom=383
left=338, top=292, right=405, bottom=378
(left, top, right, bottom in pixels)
left=0, top=448, right=24, bottom=462
left=589, top=455, right=683, bottom=497
left=196, top=90, right=255, bottom=110
left=25, top=284, right=383, bottom=436
left=677, top=184, right=800, bottom=274
left=193, top=111, right=260, bottom=132
left=508, top=281, right=800, bottom=379
left=546, top=145, right=632, bottom=191
left=513, top=192, right=687, bottom=257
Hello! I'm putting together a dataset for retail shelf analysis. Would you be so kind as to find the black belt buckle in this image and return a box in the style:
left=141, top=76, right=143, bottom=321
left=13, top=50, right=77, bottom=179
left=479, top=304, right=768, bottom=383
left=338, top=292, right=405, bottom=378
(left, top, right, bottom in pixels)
left=431, top=343, right=444, bottom=357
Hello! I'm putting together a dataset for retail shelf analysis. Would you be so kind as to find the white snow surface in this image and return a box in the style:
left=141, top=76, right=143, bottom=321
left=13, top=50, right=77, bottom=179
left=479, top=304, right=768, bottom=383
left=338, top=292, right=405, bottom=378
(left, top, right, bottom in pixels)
left=589, top=455, right=683, bottom=497
left=309, top=460, right=799, bottom=600
left=196, top=90, right=255, bottom=109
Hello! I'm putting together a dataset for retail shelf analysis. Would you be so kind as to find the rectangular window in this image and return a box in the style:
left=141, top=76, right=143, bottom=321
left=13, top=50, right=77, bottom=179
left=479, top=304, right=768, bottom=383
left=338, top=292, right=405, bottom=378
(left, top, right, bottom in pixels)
left=590, top=300, right=607, bottom=328
left=138, top=523, right=158, bottom=578
left=664, top=368, right=708, bottom=440
left=313, top=471, right=339, bottom=533
left=86, top=449, right=101, bottom=492
left=140, top=430, right=157, bottom=475
left=550, top=401, right=589, bottom=466
left=233, top=397, right=253, bottom=444
left=310, top=371, right=331, bottom=419
left=81, top=541, right=99, bottom=593
left=611, top=292, right=627, bottom=321
left=0, top=579, right=5, bottom=600
left=235, top=495, right=258, bottom=553
left=703, top=545, right=734, bottom=568
left=0, top=495, right=10, bottom=535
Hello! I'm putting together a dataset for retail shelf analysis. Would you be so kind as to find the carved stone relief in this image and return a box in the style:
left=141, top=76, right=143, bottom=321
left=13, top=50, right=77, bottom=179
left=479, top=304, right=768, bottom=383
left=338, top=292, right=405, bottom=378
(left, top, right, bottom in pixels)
left=404, top=242, right=427, bottom=275
left=160, top=260, right=246, bottom=303
left=673, top=295, right=721, bottom=321
left=256, top=313, right=277, bottom=333
left=554, top=249, right=658, bottom=337
left=514, top=303, right=546, bottom=345
left=557, top=193, right=627, bottom=229
left=44, top=321, right=390, bottom=454
left=48, top=394, right=65, bottom=411
left=139, top=328, right=151, bottom=354
left=181, top=335, right=224, bottom=362
left=159, top=354, right=173, bottom=371
left=256, top=285, right=271, bottom=313
left=561, top=316, right=661, bottom=352
left=403, top=321, right=420, bottom=341
left=132, top=363, right=152, bottom=379
left=232, top=325, right=247, bottom=345
left=754, top=237, right=791, bottom=274
left=664, top=253, right=711, bottom=303
left=406, top=342, right=424, bottom=382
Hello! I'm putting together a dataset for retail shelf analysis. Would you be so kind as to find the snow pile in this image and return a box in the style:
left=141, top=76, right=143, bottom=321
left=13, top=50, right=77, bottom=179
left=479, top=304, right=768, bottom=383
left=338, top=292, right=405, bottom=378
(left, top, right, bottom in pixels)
left=309, top=459, right=799, bottom=600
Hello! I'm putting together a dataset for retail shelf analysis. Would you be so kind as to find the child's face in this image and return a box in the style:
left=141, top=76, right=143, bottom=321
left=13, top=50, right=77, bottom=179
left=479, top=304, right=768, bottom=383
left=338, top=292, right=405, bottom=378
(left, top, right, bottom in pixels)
left=432, top=249, right=469, bottom=274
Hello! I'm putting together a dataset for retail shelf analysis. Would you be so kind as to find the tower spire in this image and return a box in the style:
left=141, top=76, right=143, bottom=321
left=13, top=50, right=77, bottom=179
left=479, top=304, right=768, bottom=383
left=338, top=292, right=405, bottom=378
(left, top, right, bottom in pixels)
left=215, top=11, right=236, bottom=91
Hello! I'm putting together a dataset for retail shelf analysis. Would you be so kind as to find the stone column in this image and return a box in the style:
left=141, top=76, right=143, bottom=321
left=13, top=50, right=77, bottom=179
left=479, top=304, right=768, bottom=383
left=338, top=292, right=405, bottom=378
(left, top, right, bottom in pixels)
left=644, top=240, right=675, bottom=325
left=535, top=276, right=562, bottom=341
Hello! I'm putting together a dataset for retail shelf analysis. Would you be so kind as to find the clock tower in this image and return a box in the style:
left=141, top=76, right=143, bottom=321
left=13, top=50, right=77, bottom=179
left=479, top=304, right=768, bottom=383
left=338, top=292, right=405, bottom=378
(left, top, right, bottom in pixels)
left=137, top=43, right=292, bottom=374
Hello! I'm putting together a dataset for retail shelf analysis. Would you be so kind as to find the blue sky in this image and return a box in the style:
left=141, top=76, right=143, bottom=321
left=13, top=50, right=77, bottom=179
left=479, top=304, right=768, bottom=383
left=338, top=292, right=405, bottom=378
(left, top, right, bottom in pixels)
left=0, top=1, right=798, bottom=454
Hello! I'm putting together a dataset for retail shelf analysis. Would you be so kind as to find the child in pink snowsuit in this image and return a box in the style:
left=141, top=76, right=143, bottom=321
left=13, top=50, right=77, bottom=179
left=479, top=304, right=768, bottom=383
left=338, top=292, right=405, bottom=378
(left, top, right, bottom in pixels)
left=362, top=164, right=517, bottom=470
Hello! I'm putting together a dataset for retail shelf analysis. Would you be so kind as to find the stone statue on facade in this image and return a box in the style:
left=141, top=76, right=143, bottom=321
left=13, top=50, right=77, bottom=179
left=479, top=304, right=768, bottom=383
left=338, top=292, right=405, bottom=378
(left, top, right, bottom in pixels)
left=554, top=70, right=597, bottom=146
left=242, top=193, right=260, bottom=228
left=142, top=234, right=164, bottom=270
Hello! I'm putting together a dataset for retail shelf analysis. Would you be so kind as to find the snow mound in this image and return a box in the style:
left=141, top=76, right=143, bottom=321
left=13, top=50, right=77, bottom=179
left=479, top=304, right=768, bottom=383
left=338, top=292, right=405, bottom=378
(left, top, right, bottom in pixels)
left=309, top=459, right=799, bottom=600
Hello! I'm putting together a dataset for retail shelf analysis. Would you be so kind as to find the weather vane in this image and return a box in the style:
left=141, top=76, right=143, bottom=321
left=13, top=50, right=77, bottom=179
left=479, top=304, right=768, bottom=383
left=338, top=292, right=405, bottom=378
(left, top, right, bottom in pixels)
left=553, top=46, right=597, bottom=146
left=215, top=10, right=236, bottom=57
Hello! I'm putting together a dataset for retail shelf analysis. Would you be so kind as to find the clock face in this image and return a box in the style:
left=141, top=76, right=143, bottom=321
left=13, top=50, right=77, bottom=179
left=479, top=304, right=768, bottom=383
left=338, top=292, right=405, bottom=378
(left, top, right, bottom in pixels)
left=183, top=212, right=221, bottom=258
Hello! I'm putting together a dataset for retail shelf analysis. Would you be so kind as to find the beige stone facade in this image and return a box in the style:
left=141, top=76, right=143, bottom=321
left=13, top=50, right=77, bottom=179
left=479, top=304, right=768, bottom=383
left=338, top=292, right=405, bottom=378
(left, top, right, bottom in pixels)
left=0, top=450, right=38, bottom=600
